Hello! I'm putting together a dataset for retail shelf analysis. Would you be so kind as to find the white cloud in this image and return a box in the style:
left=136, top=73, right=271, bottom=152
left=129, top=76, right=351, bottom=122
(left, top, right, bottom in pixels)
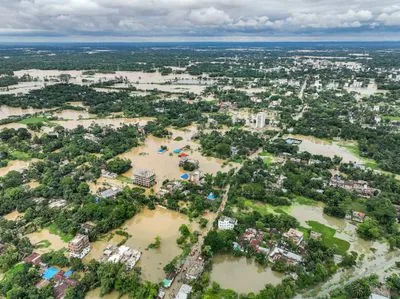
left=0, top=0, right=398, bottom=40
left=188, top=7, right=232, bottom=26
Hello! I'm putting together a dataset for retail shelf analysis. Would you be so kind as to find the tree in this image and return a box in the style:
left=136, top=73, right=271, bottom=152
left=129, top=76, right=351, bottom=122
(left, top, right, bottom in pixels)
left=106, top=158, right=132, bottom=174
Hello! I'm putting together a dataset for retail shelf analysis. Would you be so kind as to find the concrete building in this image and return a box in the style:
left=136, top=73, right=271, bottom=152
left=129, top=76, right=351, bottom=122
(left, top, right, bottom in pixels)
left=98, top=186, right=122, bottom=199
left=102, top=245, right=141, bottom=270
left=283, top=228, right=304, bottom=246
left=269, top=247, right=303, bottom=265
left=218, top=216, right=237, bottom=230
left=132, top=169, right=156, bottom=188
left=68, top=234, right=90, bottom=259
left=255, top=112, right=266, bottom=129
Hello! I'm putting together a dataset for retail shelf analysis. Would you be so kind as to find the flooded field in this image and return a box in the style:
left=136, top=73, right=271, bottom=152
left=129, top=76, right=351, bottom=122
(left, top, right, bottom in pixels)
left=85, top=289, right=124, bottom=299
left=122, top=207, right=198, bottom=282
left=0, top=105, right=47, bottom=120
left=27, top=229, right=68, bottom=254
left=120, top=127, right=238, bottom=192
left=51, top=117, right=154, bottom=130
left=52, top=109, right=95, bottom=120
left=289, top=203, right=377, bottom=254
left=210, top=255, right=283, bottom=293
left=2, top=210, right=24, bottom=221
left=286, top=134, right=361, bottom=163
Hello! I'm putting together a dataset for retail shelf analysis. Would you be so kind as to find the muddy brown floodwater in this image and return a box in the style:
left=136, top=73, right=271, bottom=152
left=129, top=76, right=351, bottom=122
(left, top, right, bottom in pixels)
left=210, top=254, right=283, bottom=293
left=119, top=126, right=238, bottom=192
left=286, top=134, right=361, bottom=163
left=27, top=229, right=68, bottom=254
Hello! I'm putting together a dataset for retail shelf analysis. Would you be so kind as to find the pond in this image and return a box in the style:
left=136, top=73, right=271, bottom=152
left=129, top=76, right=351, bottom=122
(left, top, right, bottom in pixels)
left=210, top=255, right=283, bottom=293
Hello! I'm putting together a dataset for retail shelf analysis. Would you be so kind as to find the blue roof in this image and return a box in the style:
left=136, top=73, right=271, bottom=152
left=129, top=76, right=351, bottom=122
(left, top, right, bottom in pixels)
left=43, top=267, right=59, bottom=280
left=207, top=192, right=216, bottom=200
left=180, top=173, right=190, bottom=180
left=173, top=149, right=181, bottom=154
left=64, top=270, right=73, bottom=277
left=158, top=149, right=167, bottom=153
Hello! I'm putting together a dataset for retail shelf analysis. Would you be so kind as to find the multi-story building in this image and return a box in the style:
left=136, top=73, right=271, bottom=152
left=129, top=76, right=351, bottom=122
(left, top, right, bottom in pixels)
left=132, top=169, right=156, bottom=188
left=218, top=216, right=237, bottom=230
left=68, top=234, right=90, bottom=259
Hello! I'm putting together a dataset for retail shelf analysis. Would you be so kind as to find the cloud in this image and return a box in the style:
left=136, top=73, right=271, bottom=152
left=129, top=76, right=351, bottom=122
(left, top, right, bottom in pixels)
left=188, top=7, right=232, bottom=26
left=0, top=0, right=398, bottom=40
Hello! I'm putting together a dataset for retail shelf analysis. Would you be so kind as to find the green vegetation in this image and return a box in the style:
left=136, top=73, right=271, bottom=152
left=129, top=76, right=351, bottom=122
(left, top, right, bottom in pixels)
left=19, top=116, right=48, bottom=125
left=47, top=224, right=74, bottom=242
left=306, top=221, right=350, bottom=255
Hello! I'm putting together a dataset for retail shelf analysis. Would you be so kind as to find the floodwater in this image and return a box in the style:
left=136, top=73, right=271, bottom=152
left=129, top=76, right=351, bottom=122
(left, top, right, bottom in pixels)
left=27, top=229, right=67, bottom=254
left=121, top=207, right=198, bottom=282
left=119, top=126, right=238, bottom=192
left=2, top=210, right=24, bottom=221
left=210, top=255, right=283, bottom=293
left=51, top=117, right=154, bottom=130
left=52, top=109, right=95, bottom=120
left=0, top=105, right=47, bottom=120
left=286, top=134, right=361, bottom=163
left=289, top=203, right=376, bottom=254
left=85, top=289, right=125, bottom=299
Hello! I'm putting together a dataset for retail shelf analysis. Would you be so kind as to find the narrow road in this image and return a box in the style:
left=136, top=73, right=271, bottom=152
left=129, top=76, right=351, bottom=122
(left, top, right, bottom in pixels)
left=164, top=177, right=234, bottom=298
left=293, top=78, right=308, bottom=121
left=297, top=248, right=398, bottom=298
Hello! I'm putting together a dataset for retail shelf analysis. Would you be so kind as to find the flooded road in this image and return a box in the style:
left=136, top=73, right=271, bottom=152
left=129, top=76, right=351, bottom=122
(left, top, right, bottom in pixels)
left=210, top=255, right=283, bottom=293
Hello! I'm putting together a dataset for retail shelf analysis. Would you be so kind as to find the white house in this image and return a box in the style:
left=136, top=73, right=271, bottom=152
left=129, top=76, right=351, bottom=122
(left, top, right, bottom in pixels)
left=218, top=216, right=238, bottom=230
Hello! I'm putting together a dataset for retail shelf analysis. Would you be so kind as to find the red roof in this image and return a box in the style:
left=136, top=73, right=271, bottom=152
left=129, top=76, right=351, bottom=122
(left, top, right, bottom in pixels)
left=179, top=153, right=188, bottom=158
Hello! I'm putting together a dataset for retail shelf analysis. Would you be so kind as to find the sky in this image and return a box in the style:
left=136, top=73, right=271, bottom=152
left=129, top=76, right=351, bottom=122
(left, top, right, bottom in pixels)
left=0, top=0, right=399, bottom=42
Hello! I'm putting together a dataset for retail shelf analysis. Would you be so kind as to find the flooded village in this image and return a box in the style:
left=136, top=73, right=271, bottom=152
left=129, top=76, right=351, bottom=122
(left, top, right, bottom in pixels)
left=0, top=44, right=399, bottom=299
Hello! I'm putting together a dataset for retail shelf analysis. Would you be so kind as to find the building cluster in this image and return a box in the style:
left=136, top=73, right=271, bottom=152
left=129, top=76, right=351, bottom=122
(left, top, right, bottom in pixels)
left=101, top=245, right=141, bottom=270
left=24, top=252, right=78, bottom=299
left=68, top=234, right=91, bottom=259
left=346, top=211, right=366, bottom=223
left=132, top=169, right=156, bottom=187
left=184, top=256, right=205, bottom=282
left=101, top=169, right=118, bottom=179
left=233, top=227, right=305, bottom=266
left=330, top=175, right=380, bottom=197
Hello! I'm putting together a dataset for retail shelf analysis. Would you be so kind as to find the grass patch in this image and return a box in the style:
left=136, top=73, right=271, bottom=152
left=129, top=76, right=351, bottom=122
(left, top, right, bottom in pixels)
left=243, top=199, right=290, bottom=215
left=382, top=115, right=400, bottom=121
left=293, top=195, right=318, bottom=206
left=10, top=150, right=31, bottom=161
left=306, top=220, right=350, bottom=255
left=339, top=141, right=378, bottom=170
left=35, top=240, right=51, bottom=249
left=19, top=117, right=48, bottom=125
left=47, top=223, right=74, bottom=242
left=4, top=263, right=25, bottom=278
left=116, top=175, right=132, bottom=183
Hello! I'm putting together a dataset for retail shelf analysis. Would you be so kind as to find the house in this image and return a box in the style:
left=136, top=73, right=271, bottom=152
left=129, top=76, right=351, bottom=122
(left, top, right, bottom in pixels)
left=310, top=231, right=322, bottom=240
left=175, top=284, right=192, bottom=299
left=102, top=245, right=141, bottom=270
left=132, top=169, right=156, bottom=188
left=101, top=169, right=118, bottom=179
left=283, top=228, right=304, bottom=246
left=68, top=234, right=90, bottom=258
left=80, top=222, right=95, bottom=234
left=240, top=228, right=269, bottom=254
left=179, top=157, right=199, bottom=169
left=269, top=247, right=303, bottom=265
left=218, top=216, right=237, bottom=230
left=53, top=278, right=78, bottom=299
left=352, top=211, right=366, bottom=223
left=330, top=176, right=380, bottom=198
left=24, top=252, right=42, bottom=266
